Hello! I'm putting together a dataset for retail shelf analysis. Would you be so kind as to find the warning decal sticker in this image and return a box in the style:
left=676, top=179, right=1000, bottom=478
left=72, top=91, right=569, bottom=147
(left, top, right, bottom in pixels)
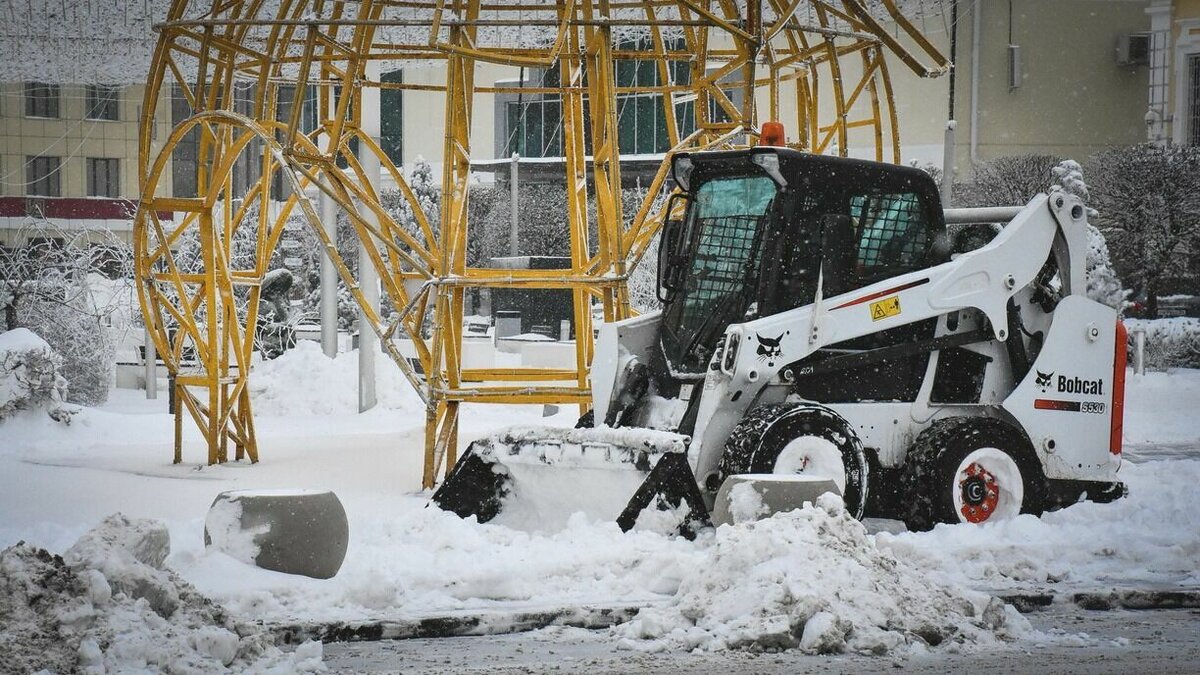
left=869, top=296, right=901, bottom=321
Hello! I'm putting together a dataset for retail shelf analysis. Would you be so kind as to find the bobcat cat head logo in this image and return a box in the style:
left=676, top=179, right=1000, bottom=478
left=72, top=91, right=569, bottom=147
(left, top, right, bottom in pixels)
left=756, top=333, right=784, bottom=365
left=1035, top=370, right=1054, bottom=392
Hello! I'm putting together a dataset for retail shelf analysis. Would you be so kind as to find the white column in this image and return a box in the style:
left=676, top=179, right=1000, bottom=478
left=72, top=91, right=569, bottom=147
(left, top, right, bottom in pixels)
left=509, top=152, right=519, bottom=256
left=144, top=325, right=157, bottom=399
left=357, top=60, right=381, bottom=412
left=319, top=182, right=339, bottom=357
left=941, top=120, right=956, bottom=207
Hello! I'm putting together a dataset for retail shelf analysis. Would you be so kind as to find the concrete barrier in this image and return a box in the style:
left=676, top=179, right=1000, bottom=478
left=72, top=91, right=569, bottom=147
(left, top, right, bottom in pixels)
left=204, top=489, right=348, bottom=579
left=711, top=474, right=841, bottom=526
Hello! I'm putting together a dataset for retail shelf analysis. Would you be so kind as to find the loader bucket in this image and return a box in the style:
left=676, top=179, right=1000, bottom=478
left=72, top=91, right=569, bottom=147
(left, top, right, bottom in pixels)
left=430, top=426, right=711, bottom=535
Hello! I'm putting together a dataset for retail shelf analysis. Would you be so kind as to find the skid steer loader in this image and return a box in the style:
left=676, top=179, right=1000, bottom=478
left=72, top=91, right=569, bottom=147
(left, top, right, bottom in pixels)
left=432, top=145, right=1127, bottom=534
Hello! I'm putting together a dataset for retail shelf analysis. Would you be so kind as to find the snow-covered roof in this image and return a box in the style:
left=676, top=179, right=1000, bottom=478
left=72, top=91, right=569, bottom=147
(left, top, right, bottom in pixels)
left=0, top=1, right=169, bottom=84
left=0, top=0, right=949, bottom=85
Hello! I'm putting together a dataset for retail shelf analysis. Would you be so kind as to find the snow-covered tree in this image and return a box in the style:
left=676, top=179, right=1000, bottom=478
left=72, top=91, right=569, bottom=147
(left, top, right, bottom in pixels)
left=908, top=160, right=943, bottom=191
left=1049, top=160, right=1125, bottom=310
left=0, top=221, right=132, bottom=405
left=1088, top=144, right=1200, bottom=318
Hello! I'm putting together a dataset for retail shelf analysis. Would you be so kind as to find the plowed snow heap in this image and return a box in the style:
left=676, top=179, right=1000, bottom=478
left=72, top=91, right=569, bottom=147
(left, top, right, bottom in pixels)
left=0, top=514, right=322, bottom=673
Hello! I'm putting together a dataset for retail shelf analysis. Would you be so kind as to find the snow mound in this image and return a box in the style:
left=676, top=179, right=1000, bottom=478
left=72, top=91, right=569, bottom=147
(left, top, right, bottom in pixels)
left=615, top=494, right=1031, bottom=655
left=0, top=327, right=52, bottom=353
left=0, top=515, right=324, bottom=673
left=248, top=341, right=422, bottom=416
left=0, top=327, right=69, bottom=420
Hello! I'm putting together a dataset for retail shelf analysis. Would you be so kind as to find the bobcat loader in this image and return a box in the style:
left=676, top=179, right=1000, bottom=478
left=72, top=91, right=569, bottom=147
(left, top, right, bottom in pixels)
left=432, top=145, right=1128, bottom=534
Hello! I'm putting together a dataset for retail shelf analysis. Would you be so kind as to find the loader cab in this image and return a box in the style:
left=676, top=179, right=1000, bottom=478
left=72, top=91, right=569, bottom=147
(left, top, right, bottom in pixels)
left=658, top=149, right=946, bottom=383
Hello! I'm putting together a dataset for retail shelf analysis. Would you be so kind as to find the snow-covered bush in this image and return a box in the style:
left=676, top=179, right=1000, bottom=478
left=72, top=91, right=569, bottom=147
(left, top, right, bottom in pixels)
left=1049, top=159, right=1125, bottom=310
left=26, top=301, right=115, bottom=406
left=1126, top=318, right=1200, bottom=369
left=1088, top=144, right=1200, bottom=318
left=0, top=328, right=68, bottom=420
left=1, top=223, right=130, bottom=406
left=958, top=154, right=1060, bottom=208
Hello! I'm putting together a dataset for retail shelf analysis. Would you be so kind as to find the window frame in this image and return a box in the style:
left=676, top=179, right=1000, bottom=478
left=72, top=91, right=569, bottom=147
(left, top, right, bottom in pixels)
left=87, top=157, right=121, bottom=198
left=26, top=155, right=62, bottom=197
left=24, top=82, right=60, bottom=119
left=847, top=190, right=935, bottom=285
left=85, top=85, right=121, bottom=121
left=1188, top=53, right=1200, bottom=146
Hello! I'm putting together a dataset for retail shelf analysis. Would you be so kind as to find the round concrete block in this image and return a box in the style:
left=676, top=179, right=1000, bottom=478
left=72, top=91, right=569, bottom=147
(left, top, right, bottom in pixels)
left=204, top=489, right=348, bottom=579
left=711, top=474, right=841, bottom=526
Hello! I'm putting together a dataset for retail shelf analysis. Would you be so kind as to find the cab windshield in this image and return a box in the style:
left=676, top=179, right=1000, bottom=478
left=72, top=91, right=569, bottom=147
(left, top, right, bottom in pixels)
left=661, top=174, right=776, bottom=374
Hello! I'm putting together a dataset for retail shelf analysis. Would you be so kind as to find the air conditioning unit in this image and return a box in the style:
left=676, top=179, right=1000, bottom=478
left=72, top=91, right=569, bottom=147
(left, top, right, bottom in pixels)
left=1008, top=44, right=1022, bottom=90
left=1117, top=33, right=1151, bottom=66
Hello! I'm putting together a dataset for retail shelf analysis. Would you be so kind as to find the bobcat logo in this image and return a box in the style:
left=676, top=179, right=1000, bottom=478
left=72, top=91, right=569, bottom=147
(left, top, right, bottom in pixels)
left=1035, top=370, right=1054, bottom=392
left=756, top=333, right=784, bottom=366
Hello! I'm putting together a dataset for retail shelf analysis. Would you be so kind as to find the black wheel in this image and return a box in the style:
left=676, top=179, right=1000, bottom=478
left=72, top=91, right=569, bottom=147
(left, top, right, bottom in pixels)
left=901, top=417, right=1045, bottom=531
left=720, top=403, right=869, bottom=520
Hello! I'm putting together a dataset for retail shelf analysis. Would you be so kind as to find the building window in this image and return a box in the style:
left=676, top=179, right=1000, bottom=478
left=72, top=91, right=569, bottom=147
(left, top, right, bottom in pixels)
left=25, top=82, right=60, bottom=118
left=1189, top=54, right=1200, bottom=146
left=89, top=243, right=124, bottom=278
left=86, top=85, right=120, bottom=121
left=501, top=38, right=723, bottom=159
left=271, top=84, right=319, bottom=199
left=229, top=81, right=260, bottom=199
left=380, top=70, right=404, bottom=166
left=88, top=158, right=120, bottom=198
left=504, top=68, right=567, bottom=158
left=27, top=156, right=61, bottom=197
left=172, top=84, right=199, bottom=198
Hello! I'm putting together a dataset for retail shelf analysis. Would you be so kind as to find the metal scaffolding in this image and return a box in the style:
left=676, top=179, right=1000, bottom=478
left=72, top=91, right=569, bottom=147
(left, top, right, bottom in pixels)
left=134, top=0, right=946, bottom=484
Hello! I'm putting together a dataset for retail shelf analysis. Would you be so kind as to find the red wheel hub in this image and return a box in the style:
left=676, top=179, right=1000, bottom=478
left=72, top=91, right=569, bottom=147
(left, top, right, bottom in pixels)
left=959, top=462, right=1000, bottom=523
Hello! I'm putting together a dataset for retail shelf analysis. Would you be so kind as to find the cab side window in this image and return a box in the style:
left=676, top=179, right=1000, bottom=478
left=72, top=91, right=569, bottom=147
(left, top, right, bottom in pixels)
left=848, top=192, right=929, bottom=282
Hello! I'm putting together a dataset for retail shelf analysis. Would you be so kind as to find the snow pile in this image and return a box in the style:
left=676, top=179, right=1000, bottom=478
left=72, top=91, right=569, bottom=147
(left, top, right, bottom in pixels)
left=0, top=328, right=69, bottom=420
left=0, top=514, right=324, bottom=673
left=247, top=341, right=423, bottom=416
left=616, top=494, right=1031, bottom=654
left=1123, top=370, right=1200, bottom=446
left=879, top=458, right=1200, bottom=592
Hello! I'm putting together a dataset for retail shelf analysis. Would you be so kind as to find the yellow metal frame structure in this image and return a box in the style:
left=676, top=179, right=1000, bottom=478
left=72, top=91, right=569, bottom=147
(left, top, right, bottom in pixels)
left=135, top=0, right=946, bottom=482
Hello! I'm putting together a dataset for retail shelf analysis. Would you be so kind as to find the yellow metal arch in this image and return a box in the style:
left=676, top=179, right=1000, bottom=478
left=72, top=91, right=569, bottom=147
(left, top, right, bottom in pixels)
left=135, top=0, right=946, bottom=485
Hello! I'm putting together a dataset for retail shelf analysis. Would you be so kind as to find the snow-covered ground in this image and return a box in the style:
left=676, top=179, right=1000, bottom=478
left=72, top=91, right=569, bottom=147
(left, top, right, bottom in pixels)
left=1, top=346, right=1198, bottom=667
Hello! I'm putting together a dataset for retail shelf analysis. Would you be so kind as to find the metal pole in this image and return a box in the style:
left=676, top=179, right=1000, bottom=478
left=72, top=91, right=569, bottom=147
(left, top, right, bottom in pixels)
left=509, top=152, right=519, bottom=256
left=144, top=325, right=157, bottom=399
left=969, top=0, right=981, bottom=165
left=319, top=182, right=339, bottom=357
left=1133, top=327, right=1146, bottom=375
left=941, top=120, right=956, bottom=207
left=358, top=60, right=381, bottom=412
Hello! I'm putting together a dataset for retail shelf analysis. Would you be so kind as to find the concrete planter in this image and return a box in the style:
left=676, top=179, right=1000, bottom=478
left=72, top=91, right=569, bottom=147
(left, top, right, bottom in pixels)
left=204, top=489, right=349, bottom=579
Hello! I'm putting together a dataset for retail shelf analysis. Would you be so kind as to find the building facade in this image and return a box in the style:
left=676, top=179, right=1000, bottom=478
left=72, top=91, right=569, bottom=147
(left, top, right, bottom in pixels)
left=1147, top=0, right=1200, bottom=144
left=0, top=83, right=176, bottom=246
left=872, top=0, right=1152, bottom=176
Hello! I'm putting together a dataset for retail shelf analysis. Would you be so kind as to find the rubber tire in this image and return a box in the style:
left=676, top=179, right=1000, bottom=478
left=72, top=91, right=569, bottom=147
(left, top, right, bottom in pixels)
left=901, top=417, right=1046, bottom=532
left=720, top=403, right=870, bottom=520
